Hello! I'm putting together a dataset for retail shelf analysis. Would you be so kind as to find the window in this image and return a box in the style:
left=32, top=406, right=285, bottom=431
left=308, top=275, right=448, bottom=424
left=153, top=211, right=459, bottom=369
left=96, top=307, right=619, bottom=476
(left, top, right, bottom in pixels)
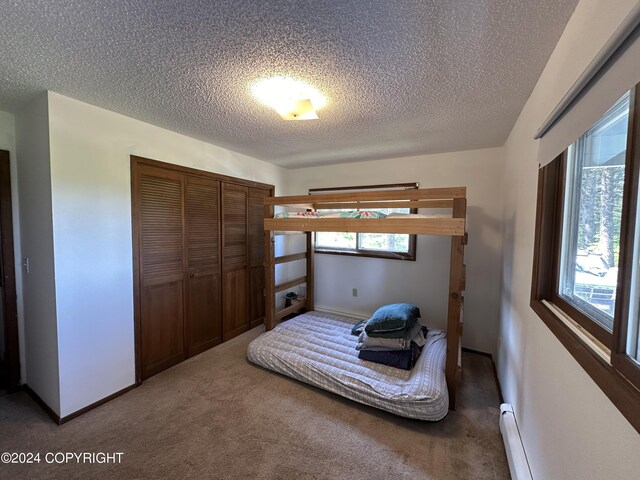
left=532, top=85, right=640, bottom=433
left=311, top=184, right=417, bottom=261
left=555, top=92, right=630, bottom=342
left=315, top=207, right=415, bottom=260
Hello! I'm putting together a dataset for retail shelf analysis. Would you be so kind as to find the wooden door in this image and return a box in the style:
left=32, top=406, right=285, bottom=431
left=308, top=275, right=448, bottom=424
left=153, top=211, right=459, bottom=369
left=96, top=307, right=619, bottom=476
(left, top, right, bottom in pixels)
left=133, top=156, right=274, bottom=380
left=249, top=188, right=268, bottom=328
left=184, top=176, right=222, bottom=356
left=136, top=165, right=186, bottom=379
left=222, top=183, right=249, bottom=341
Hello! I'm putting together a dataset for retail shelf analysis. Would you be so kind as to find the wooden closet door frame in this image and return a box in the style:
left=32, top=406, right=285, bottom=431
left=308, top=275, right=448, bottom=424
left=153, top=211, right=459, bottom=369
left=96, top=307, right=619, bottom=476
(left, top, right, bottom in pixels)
left=131, top=158, right=146, bottom=382
left=0, top=150, right=19, bottom=390
left=131, top=156, right=273, bottom=382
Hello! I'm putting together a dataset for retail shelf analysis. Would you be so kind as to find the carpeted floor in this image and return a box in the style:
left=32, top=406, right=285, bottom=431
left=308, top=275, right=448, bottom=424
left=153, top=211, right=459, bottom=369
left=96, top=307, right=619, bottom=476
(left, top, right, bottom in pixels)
left=0, top=326, right=509, bottom=480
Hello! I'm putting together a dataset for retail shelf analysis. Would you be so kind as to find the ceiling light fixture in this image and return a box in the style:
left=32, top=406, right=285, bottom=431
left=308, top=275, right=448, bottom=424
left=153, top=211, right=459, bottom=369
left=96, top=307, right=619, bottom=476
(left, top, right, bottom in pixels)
left=251, top=76, right=326, bottom=121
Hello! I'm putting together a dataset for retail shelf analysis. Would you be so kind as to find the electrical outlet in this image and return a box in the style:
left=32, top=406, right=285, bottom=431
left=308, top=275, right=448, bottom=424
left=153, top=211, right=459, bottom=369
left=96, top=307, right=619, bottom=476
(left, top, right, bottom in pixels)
left=352, top=288, right=358, bottom=297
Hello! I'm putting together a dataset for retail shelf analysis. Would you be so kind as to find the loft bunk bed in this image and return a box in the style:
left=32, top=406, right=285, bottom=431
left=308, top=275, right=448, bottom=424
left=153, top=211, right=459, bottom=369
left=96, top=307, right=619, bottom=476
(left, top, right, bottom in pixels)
left=248, top=186, right=467, bottom=417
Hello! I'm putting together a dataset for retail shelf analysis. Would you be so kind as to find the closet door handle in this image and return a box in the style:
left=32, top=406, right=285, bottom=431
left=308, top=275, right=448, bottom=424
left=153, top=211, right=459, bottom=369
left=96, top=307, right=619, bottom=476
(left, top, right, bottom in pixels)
left=189, top=273, right=195, bottom=278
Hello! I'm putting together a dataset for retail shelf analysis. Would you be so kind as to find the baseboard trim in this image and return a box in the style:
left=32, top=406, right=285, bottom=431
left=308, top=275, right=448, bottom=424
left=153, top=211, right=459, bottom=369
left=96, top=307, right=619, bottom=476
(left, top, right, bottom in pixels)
left=314, top=306, right=369, bottom=320
left=24, top=382, right=140, bottom=425
left=59, top=382, right=141, bottom=425
left=23, top=385, right=60, bottom=424
left=461, top=347, right=504, bottom=404
left=461, top=346, right=491, bottom=356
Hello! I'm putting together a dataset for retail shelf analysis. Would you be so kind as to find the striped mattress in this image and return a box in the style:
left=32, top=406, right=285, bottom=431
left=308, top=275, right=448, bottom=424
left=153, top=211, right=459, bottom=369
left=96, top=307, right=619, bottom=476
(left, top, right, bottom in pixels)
left=247, top=310, right=449, bottom=421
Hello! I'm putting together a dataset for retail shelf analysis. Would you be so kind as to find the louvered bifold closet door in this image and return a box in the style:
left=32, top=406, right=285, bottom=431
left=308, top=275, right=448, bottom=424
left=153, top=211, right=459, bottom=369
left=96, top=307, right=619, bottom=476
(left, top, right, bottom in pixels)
left=138, top=165, right=186, bottom=379
left=185, top=176, right=222, bottom=356
left=222, top=183, right=249, bottom=341
left=249, top=188, right=269, bottom=328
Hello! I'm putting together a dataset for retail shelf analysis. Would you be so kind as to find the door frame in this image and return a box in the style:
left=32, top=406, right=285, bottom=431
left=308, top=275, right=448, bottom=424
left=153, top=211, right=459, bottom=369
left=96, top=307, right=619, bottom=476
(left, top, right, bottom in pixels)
left=0, top=150, right=19, bottom=389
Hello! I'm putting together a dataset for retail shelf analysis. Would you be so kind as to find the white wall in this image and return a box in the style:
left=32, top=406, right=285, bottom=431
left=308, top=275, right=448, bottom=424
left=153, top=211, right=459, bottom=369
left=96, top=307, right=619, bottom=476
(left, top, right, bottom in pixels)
left=46, top=92, right=288, bottom=417
left=499, top=1, right=640, bottom=478
left=15, top=94, right=60, bottom=414
left=288, top=147, right=504, bottom=354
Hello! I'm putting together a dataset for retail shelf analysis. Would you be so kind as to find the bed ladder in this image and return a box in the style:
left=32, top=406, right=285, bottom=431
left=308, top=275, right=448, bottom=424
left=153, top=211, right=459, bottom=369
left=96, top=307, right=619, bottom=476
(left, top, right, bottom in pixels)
left=264, top=213, right=315, bottom=330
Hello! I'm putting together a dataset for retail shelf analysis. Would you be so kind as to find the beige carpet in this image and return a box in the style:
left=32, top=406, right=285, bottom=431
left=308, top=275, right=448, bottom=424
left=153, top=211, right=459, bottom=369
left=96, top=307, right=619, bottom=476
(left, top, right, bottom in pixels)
left=0, top=326, right=509, bottom=480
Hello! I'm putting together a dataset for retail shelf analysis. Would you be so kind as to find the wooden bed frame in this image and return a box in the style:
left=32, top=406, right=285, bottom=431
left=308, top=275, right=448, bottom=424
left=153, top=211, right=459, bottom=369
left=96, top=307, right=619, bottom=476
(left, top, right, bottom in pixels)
left=262, top=186, right=467, bottom=409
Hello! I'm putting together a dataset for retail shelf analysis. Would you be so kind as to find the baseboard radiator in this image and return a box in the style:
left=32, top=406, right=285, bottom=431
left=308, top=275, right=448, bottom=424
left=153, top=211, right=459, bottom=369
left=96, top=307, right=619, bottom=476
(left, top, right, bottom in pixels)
left=500, top=404, right=533, bottom=480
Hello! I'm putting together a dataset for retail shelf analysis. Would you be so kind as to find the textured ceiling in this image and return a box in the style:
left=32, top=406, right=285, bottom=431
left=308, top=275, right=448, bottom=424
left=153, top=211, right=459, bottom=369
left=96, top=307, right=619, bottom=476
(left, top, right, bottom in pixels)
left=0, top=0, right=578, bottom=168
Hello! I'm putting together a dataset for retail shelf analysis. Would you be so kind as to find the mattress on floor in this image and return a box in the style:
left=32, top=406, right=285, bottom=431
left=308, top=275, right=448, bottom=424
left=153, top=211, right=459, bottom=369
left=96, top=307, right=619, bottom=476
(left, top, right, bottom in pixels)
left=247, top=310, right=449, bottom=421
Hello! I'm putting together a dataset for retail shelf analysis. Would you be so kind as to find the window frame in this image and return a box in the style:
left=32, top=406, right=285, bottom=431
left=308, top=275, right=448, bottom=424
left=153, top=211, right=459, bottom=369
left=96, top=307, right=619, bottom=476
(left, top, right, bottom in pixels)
left=311, top=183, right=418, bottom=261
left=548, top=152, right=616, bottom=347
left=612, top=83, right=640, bottom=391
left=531, top=83, right=640, bottom=434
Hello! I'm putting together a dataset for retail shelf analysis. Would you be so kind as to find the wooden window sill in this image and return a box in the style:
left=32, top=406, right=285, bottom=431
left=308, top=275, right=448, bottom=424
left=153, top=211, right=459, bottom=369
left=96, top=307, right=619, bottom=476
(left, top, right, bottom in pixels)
left=542, top=300, right=611, bottom=363
left=314, top=248, right=416, bottom=261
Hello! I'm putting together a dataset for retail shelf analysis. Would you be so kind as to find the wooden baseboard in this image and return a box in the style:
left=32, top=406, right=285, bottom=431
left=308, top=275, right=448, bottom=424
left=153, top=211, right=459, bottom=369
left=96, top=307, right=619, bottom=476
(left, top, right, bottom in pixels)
left=461, top=346, right=491, bottom=357
left=23, top=385, right=60, bottom=423
left=24, top=382, right=140, bottom=425
left=314, top=307, right=369, bottom=321
left=59, top=382, right=141, bottom=424
left=461, top=347, right=504, bottom=404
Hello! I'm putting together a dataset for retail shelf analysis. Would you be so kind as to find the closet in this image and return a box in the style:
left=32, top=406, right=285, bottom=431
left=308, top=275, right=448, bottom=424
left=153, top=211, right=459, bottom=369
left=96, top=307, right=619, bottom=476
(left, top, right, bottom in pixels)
left=221, top=183, right=249, bottom=341
left=248, top=188, right=268, bottom=328
left=131, top=156, right=272, bottom=380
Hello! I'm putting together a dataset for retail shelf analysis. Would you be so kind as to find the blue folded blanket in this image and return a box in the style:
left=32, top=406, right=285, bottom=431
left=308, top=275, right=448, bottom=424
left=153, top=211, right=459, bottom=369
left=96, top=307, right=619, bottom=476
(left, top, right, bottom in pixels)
left=364, top=303, right=421, bottom=338
left=351, top=320, right=366, bottom=336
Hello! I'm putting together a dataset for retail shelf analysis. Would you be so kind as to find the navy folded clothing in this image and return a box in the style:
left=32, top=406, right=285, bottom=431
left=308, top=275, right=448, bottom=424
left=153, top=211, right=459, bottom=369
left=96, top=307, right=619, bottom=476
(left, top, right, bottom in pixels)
left=357, top=340, right=424, bottom=370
